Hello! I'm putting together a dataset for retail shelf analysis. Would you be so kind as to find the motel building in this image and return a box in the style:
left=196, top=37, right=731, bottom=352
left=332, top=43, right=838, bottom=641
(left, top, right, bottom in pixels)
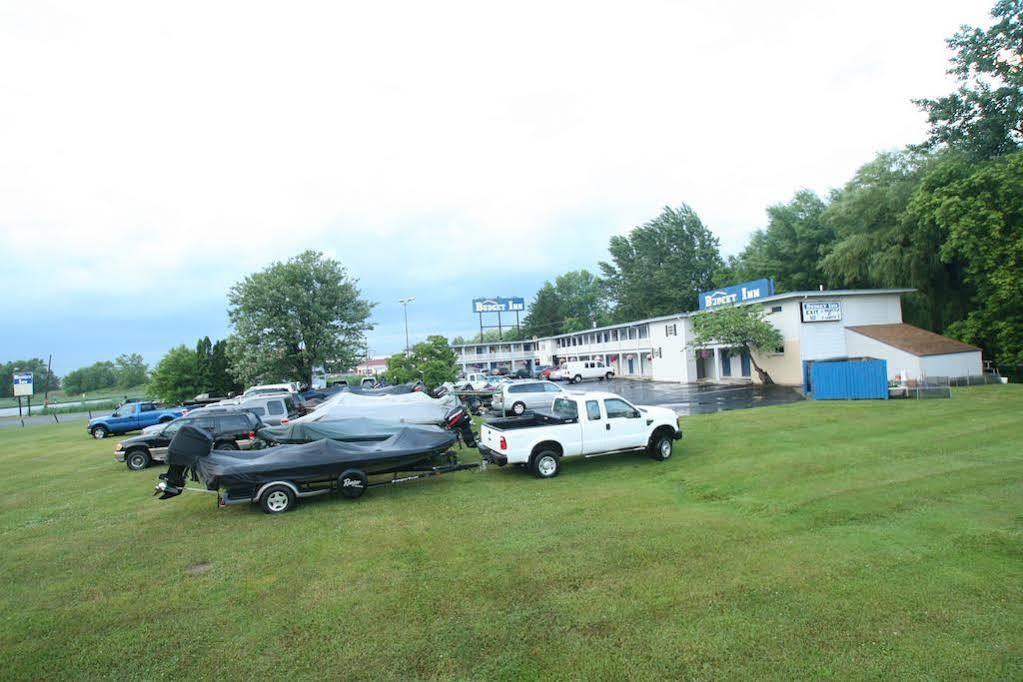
left=451, top=280, right=983, bottom=386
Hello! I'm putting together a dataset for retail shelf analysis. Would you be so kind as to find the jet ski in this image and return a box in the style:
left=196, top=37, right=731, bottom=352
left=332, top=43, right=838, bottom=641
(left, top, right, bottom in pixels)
left=156, top=423, right=478, bottom=513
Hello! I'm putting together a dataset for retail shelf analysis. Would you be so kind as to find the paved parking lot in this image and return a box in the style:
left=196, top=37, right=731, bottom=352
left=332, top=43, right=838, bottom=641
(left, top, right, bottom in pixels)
left=570, top=378, right=805, bottom=416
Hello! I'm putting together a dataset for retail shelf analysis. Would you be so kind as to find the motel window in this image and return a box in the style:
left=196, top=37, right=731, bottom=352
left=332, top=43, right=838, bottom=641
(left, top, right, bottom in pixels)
left=770, top=306, right=782, bottom=313
left=638, top=325, right=649, bottom=339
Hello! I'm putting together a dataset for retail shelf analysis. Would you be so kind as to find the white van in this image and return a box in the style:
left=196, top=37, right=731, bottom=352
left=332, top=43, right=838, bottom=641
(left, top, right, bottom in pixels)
left=551, top=360, right=615, bottom=384
left=244, top=383, right=300, bottom=396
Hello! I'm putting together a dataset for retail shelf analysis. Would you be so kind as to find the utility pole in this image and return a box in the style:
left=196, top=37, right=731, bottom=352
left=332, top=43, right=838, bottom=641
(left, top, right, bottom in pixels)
left=399, top=297, right=415, bottom=355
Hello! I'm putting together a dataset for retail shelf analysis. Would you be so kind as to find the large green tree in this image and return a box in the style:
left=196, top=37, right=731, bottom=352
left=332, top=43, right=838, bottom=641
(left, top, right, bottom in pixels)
left=818, top=149, right=970, bottom=330
left=114, top=353, right=148, bottom=388
left=384, top=335, right=459, bottom=389
left=601, top=204, right=723, bottom=321
left=905, top=151, right=1023, bottom=372
left=227, top=250, right=374, bottom=386
left=916, top=0, right=1023, bottom=160
left=148, top=346, right=202, bottom=404
left=690, top=306, right=784, bottom=384
left=728, top=190, right=833, bottom=292
left=62, top=361, right=117, bottom=395
left=520, top=270, right=610, bottom=338
left=522, top=282, right=563, bottom=338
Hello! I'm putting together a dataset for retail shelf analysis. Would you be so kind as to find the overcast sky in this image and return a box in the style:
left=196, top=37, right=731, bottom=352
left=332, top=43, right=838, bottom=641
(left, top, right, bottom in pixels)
left=0, top=0, right=992, bottom=374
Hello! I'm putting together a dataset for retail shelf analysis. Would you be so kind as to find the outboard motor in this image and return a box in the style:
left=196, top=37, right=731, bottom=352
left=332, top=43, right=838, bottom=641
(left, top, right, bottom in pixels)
left=443, top=405, right=477, bottom=448
left=154, top=425, right=214, bottom=499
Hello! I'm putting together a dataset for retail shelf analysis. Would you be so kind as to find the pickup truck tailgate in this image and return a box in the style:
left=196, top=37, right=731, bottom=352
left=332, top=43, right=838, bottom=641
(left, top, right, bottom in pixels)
left=480, top=423, right=503, bottom=452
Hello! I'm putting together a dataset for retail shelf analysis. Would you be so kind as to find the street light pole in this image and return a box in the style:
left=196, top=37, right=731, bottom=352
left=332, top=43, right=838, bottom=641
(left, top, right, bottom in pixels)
left=398, top=297, right=415, bottom=354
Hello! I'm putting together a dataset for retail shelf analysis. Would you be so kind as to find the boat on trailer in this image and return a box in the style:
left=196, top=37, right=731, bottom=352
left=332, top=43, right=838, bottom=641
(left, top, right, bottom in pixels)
left=155, top=423, right=482, bottom=514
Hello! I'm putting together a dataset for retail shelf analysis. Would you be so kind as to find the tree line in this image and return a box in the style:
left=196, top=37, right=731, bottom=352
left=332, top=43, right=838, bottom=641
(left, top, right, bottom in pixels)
left=520, top=1, right=1022, bottom=374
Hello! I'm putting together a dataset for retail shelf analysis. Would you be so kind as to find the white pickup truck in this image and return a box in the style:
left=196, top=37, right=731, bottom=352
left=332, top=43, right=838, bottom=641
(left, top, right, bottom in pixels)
left=477, top=391, right=682, bottom=478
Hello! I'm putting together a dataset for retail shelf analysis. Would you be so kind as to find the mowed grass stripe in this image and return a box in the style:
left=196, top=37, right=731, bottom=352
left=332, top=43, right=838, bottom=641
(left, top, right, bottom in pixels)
left=0, top=386, right=1020, bottom=679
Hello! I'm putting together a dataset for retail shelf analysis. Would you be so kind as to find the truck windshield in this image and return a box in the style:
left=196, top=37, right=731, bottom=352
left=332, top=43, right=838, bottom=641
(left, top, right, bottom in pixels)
left=552, top=398, right=578, bottom=419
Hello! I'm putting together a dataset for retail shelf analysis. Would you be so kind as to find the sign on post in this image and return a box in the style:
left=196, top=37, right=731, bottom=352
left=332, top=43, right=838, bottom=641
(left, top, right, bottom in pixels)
left=13, top=372, right=33, bottom=397
left=472, top=297, right=525, bottom=313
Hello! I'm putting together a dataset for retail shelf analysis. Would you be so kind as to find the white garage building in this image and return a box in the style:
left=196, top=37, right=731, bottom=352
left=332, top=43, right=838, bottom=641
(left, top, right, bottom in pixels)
left=451, top=285, right=984, bottom=386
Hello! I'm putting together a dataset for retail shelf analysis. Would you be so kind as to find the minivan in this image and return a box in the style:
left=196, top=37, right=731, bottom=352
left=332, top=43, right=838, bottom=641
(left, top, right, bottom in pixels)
left=490, top=380, right=566, bottom=415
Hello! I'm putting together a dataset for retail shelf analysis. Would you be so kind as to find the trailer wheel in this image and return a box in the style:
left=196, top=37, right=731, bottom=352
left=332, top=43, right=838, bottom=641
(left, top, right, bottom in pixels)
left=530, top=450, right=561, bottom=479
left=126, top=449, right=152, bottom=471
left=649, top=434, right=674, bottom=461
left=339, top=469, right=368, bottom=499
left=511, top=401, right=526, bottom=416
left=260, top=484, right=296, bottom=514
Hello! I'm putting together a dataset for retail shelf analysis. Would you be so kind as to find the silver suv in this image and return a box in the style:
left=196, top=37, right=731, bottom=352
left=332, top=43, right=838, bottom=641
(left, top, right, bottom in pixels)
left=491, top=380, right=566, bottom=416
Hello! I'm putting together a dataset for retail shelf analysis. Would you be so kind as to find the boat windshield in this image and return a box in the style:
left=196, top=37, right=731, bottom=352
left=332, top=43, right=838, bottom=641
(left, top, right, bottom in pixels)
left=552, top=398, right=578, bottom=420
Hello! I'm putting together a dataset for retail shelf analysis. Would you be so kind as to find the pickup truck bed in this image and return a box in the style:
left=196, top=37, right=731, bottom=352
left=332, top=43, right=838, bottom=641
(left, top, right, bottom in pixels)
left=484, top=411, right=577, bottom=431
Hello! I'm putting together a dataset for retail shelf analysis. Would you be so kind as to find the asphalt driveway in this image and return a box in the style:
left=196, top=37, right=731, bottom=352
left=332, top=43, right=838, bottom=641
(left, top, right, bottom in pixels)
left=573, top=378, right=805, bottom=416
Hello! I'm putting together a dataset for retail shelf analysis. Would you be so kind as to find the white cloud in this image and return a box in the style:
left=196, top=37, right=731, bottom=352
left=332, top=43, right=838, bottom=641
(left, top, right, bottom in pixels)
left=0, top=0, right=993, bottom=350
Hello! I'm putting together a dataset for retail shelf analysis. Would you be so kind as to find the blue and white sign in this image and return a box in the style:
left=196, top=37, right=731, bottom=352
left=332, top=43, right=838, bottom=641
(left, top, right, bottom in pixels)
left=473, top=297, right=525, bottom=314
left=13, top=371, right=33, bottom=397
left=698, top=278, right=775, bottom=310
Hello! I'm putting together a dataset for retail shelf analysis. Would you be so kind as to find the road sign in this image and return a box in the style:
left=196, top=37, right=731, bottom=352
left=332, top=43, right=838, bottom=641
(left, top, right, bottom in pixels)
left=13, top=372, right=33, bottom=397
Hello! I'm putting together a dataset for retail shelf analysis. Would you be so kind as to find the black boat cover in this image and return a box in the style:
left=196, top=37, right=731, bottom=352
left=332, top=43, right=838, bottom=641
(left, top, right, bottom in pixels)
left=166, top=424, right=456, bottom=491
left=257, top=418, right=441, bottom=444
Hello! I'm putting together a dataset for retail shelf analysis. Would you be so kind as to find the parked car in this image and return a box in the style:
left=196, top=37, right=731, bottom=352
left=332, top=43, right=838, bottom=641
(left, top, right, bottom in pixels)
left=243, top=382, right=300, bottom=397
left=550, top=360, right=615, bottom=383
left=461, top=373, right=499, bottom=391
left=115, top=410, right=262, bottom=471
left=490, top=380, right=566, bottom=416
left=477, top=391, right=681, bottom=478
left=87, top=401, right=187, bottom=439
left=532, top=364, right=555, bottom=379
left=192, top=393, right=300, bottom=426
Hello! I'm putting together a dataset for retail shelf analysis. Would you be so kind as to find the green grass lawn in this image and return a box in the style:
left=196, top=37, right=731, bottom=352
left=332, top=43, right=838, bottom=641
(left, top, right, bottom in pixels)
left=1, top=387, right=1020, bottom=679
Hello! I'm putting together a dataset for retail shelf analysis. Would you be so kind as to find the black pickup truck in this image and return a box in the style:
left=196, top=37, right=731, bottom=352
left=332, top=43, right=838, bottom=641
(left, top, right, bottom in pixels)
left=114, top=410, right=262, bottom=471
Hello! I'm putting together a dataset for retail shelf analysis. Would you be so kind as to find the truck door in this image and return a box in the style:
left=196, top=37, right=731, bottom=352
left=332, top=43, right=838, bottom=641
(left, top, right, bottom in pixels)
left=138, top=402, right=157, bottom=427
left=579, top=399, right=607, bottom=454
left=109, top=402, right=136, bottom=430
left=603, top=398, right=647, bottom=450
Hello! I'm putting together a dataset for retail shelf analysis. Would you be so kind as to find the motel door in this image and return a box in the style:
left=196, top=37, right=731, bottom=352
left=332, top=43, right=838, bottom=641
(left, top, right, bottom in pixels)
left=740, top=352, right=751, bottom=377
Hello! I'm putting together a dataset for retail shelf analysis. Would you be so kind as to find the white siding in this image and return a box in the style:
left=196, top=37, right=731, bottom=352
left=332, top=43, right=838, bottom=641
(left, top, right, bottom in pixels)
left=845, top=330, right=923, bottom=380
left=920, top=352, right=983, bottom=379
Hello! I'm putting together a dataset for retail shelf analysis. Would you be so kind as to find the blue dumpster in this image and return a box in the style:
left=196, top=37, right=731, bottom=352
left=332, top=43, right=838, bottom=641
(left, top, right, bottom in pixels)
left=805, top=358, right=888, bottom=400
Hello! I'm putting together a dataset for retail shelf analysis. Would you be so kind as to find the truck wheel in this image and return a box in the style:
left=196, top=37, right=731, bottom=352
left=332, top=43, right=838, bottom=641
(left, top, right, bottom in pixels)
left=91, top=425, right=109, bottom=439
left=531, top=450, right=561, bottom=479
left=605, top=372, right=614, bottom=381
left=126, top=449, right=152, bottom=471
left=573, top=375, right=582, bottom=384
left=215, top=441, right=238, bottom=451
left=339, top=469, right=368, bottom=499
left=511, top=401, right=526, bottom=416
left=260, top=484, right=296, bottom=514
left=649, top=434, right=673, bottom=461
